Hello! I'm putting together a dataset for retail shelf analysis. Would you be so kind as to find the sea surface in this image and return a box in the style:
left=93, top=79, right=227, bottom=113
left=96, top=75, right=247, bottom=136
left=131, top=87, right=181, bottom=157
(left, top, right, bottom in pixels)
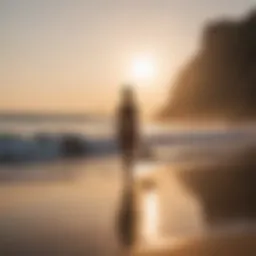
left=0, top=115, right=255, bottom=162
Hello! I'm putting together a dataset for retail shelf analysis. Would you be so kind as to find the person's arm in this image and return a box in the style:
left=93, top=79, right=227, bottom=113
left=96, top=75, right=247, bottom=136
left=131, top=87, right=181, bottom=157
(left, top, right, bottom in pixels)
left=116, top=106, right=123, bottom=144
left=134, top=107, right=139, bottom=147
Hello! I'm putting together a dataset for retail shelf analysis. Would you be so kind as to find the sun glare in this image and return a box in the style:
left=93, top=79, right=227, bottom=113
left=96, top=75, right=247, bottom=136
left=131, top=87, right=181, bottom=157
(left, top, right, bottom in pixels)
left=142, top=189, right=159, bottom=242
left=130, top=55, right=157, bottom=83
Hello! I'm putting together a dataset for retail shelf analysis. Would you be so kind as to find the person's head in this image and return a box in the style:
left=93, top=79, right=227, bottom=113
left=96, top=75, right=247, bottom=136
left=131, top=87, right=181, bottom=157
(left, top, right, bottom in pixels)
left=121, top=85, right=135, bottom=106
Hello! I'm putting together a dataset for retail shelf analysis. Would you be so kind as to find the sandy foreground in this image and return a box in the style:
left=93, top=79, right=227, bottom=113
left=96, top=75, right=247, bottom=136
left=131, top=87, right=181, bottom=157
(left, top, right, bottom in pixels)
left=131, top=162, right=256, bottom=255
left=0, top=157, right=255, bottom=255
left=0, top=158, right=126, bottom=255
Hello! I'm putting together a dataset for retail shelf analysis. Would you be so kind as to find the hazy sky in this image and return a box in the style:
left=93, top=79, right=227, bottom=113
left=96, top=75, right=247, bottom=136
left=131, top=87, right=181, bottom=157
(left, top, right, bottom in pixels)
left=0, top=0, right=254, bottom=115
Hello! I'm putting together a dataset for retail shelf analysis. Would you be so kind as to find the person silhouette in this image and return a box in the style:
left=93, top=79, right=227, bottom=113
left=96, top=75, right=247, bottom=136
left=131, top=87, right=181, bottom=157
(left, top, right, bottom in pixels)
left=116, top=85, right=139, bottom=248
left=116, top=85, right=139, bottom=184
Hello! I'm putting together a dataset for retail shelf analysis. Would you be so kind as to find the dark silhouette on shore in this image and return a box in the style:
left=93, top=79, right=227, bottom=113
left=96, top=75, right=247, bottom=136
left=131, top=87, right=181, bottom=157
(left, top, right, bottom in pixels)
left=160, top=10, right=256, bottom=121
left=117, top=86, right=139, bottom=184
left=116, top=86, right=139, bottom=249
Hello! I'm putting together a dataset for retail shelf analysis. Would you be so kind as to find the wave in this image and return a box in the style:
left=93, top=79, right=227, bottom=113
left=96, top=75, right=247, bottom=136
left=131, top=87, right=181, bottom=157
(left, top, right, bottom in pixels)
left=0, top=133, right=118, bottom=164
left=0, top=127, right=255, bottom=164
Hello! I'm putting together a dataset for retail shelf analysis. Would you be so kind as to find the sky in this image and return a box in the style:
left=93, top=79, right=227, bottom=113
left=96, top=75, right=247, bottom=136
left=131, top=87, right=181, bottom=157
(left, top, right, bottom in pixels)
left=0, top=0, right=254, bottom=115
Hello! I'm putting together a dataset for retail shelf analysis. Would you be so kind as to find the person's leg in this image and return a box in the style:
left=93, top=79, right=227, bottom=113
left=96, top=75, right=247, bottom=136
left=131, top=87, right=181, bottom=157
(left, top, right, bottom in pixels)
left=122, top=149, right=135, bottom=185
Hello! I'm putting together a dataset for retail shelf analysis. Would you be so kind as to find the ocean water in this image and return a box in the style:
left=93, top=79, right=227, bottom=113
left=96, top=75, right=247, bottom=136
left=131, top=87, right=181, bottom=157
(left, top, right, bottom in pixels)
left=0, top=116, right=116, bottom=162
left=0, top=116, right=255, bottom=163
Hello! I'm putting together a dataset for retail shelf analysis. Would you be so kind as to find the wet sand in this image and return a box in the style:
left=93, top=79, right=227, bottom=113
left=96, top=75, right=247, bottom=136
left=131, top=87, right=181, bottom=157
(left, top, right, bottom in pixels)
left=133, top=232, right=256, bottom=256
left=0, top=158, right=125, bottom=255
left=132, top=156, right=256, bottom=255
left=0, top=149, right=255, bottom=255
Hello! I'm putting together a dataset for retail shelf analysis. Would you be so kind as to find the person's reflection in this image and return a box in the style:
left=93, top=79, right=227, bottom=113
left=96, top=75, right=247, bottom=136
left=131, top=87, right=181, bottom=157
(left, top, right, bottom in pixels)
left=117, top=86, right=139, bottom=184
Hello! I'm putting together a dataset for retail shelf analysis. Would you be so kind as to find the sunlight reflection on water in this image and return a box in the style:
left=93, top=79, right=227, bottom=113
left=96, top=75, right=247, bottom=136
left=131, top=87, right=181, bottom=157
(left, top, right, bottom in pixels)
left=142, top=189, right=159, bottom=242
left=134, top=163, right=158, bottom=179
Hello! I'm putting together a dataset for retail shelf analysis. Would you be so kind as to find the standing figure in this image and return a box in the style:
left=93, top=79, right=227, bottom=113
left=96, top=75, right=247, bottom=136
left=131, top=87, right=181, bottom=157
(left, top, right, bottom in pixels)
left=116, top=86, right=139, bottom=248
left=116, top=86, right=139, bottom=183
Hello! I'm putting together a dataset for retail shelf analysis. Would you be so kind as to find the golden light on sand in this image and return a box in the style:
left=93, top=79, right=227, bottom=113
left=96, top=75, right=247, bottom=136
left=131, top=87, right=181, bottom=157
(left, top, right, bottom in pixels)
left=142, top=188, right=159, bottom=242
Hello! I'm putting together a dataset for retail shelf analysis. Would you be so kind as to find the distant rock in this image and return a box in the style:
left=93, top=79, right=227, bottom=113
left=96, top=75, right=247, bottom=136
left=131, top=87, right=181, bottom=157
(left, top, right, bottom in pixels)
left=60, top=134, right=86, bottom=158
left=160, top=10, right=256, bottom=122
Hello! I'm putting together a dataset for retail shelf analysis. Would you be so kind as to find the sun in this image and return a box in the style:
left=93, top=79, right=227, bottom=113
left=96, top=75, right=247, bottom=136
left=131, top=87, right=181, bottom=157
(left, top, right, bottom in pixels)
left=130, top=55, right=157, bottom=83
